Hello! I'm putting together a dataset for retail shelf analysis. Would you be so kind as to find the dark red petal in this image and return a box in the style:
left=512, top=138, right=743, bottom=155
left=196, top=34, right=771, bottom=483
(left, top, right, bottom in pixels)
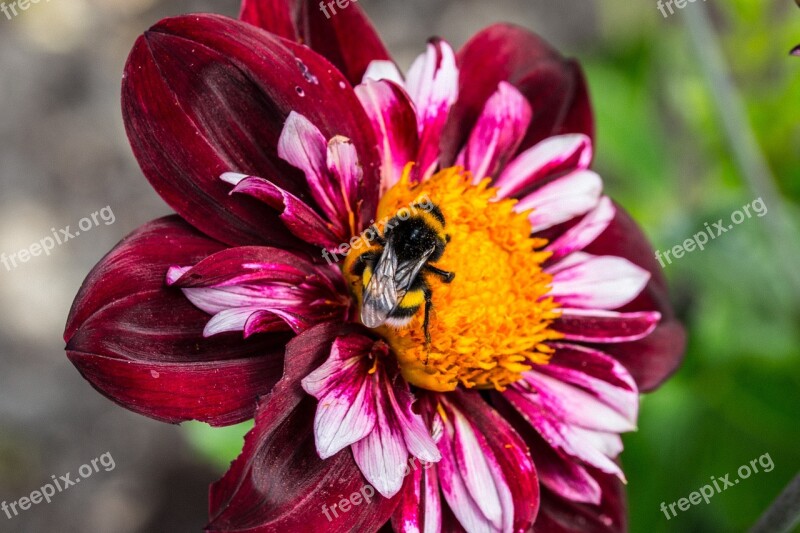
left=442, top=23, right=594, bottom=166
left=239, top=0, right=298, bottom=40
left=296, top=0, right=392, bottom=86
left=67, top=346, right=282, bottom=427
left=449, top=391, right=540, bottom=532
left=238, top=0, right=392, bottom=86
left=583, top=202, right=687, bottom=391
left=535, top=470, right=626, bottom=533
left=208, top=322, right=399, bottom=532
left=65, top=217, right=288, bottom=426
left=593, top=319, right=686, bottom=394
left=123, top=14, right=381, bottom=247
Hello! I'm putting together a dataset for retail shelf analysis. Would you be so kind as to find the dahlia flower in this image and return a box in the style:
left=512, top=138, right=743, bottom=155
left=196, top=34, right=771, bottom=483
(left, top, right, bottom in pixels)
left=64, top=1, right=686, bottom=531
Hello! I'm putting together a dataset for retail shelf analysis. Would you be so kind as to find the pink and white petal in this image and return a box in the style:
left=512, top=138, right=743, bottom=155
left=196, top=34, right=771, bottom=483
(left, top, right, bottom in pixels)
left=406, top=39, right=459, bottom=130
left=406, top=39, right=459, bottom=179
left=208, top=322, right=398, bottom=532
left=554, top=308, right=661, bottom=343
left=363, top=60, right=405, bottom=85
left=327, top=135, right=362, bottom=223
left=536, top=343, right=638, bottom=425
left=456, top=81, right=532, bottom=183
left=352, top=399, right=409, bottom=498
left=494, top=134, right=593, bottom=199
left=203, top=307, right=265, bottom=337
left=355, top=80, right=420, bottom=194
left=387, top=382, right=441, bottom=464
left=517, top=416, right=603, bottom=505
left=243, top=310, right=293, bottom=338
left=226, top=174, right=344, bottom=249
left=545, top=197, right=616, bottom=261
left=165, top=244, right=313, bottom=289
left=176, top=284, right=303, bottom=316
left=278, top=112, right=347, bottom=222
left=504, top=387, right=624, bottom=479
left=301, top=335, right=378, bottom=458
left=450, top=405, right=512, bottom=531
left=521, top=372, right=635, bottom=434
left=437, top=428, right=499, bottom=533
left=516, top=170, right=603, bottom=232
left=548, top=253, right=651, bottom=310
left=393, top=465, right=442, bottom=533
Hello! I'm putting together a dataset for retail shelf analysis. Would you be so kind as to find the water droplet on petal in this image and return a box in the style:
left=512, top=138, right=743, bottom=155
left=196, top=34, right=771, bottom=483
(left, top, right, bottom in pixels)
left=295, top=58, right=319, bottom=85
left=295, top=86, right=305, bottom=97
left=338, top=81, right=347, bottom=89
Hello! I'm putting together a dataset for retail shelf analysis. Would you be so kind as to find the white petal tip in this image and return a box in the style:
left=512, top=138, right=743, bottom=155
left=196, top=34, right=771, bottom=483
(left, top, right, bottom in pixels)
left=220, top=172, right=248, bottom=186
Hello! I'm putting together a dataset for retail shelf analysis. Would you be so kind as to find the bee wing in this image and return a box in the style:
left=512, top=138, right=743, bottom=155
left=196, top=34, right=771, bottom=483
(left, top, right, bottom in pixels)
left=361, top=244, right=401, bottom=328
left=361, top=243, right=435, bottom=328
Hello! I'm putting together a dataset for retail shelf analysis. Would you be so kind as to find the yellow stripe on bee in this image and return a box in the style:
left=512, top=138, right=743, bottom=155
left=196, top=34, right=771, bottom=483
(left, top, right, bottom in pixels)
left=413, top=210, right=447, bottom=242
left=362, top=264, right=373, bottom=287
left=399, top=288, right=425, bottom=310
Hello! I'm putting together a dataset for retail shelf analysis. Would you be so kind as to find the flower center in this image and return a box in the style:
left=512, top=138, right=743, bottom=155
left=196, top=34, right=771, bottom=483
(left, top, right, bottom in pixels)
left=345, top=166, right=562, bottom=392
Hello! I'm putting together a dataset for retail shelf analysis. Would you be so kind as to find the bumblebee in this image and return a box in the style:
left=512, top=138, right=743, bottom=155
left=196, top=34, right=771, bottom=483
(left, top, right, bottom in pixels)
left=351, top=203, right=455, bottom=343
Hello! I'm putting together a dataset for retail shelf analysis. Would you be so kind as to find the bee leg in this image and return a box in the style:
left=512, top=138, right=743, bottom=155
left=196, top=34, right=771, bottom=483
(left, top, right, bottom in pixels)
left=425, top=265, right=455, bottom=284
left=351, top=251, right=379, bottom=276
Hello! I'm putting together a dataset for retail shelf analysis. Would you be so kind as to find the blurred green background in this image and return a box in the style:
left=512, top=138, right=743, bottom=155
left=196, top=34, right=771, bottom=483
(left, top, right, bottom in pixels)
left=0, top=0, right=798, bottom=531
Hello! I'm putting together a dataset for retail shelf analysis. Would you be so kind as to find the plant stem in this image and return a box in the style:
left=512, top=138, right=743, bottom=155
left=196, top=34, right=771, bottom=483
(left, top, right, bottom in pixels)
left=750, top=473, right=800, bottom=533
left=682, top=4, right=800, bottom=297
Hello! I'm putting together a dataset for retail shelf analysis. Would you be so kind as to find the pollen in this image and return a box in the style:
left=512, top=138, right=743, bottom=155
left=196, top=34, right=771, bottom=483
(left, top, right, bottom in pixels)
left=371, top=165, right=562, bottom=392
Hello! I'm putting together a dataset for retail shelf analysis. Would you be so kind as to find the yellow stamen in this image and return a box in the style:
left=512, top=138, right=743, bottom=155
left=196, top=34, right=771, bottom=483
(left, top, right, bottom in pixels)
left=348, top=166, right=562, bottom=392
